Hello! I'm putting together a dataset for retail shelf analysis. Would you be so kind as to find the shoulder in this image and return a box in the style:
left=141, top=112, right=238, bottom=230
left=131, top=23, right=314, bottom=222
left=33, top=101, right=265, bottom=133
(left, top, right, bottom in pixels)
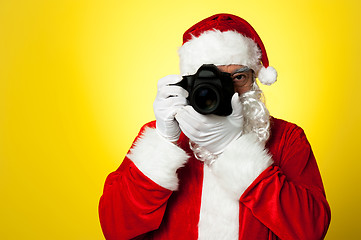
left=270, top=117, right=303, bottom=132
left=267, top=117, right=311, bottom=162
left=269, top=117, right=308, bottom=143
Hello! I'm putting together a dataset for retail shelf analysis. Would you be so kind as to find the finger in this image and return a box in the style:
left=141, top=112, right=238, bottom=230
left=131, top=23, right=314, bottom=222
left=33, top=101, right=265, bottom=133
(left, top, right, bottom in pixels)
left=177, top=106, right=225, bottom=132
left=179, top=105, right=211, bottom=123
left=175, top=106, right=209, bottom=131
left=157, top=75, right=182, bottom=88
left=155, top=97, right=187, bottom=112
left=175, top=106, right=198, bottom=123
left=164, top=96, right=188, bottom=107
left=175, top=109, right=218, bottom=145
left=158, top=85, right=189, bottom=99
left=230, top=93, right=243, bottom=116
left=175, top=108, right=202, bottom=139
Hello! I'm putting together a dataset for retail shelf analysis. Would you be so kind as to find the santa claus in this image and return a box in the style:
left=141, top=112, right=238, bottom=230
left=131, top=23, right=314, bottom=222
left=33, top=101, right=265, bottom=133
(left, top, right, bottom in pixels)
left=99, top=13, right=331, bottom=240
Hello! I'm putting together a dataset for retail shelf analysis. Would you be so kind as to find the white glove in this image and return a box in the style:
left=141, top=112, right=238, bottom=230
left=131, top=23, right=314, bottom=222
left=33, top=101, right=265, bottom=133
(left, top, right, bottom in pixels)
left=153, top=75, right=188, bottom=142
left=175, top=93, right=243, bottom=155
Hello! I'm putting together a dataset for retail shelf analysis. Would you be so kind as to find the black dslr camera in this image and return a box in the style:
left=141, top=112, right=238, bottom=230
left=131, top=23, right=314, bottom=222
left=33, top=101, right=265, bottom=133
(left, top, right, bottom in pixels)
left=174, top=64, right=234, bottom=116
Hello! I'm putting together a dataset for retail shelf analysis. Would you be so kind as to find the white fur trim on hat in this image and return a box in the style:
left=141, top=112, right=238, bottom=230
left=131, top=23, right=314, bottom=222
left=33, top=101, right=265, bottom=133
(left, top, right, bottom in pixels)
left=211, top=133, right=273, bottom=199
left=178, top=30, right=262, bottom=76
left=127, top=127, right=189, bottom=191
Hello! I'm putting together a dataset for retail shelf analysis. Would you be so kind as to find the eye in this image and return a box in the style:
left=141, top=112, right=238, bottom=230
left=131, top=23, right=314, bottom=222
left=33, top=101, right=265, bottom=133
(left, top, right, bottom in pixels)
left=233, top=74, right=246, bottom=80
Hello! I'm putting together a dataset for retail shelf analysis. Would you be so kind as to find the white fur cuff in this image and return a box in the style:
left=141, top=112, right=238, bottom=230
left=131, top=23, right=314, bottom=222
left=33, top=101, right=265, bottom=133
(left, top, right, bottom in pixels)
left=127, top=127, right=189, bottom=191
left=211, top=133, right=273, bottom=199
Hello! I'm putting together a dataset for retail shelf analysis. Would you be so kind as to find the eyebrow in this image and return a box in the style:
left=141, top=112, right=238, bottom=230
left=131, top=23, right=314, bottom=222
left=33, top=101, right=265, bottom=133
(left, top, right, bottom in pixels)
left=232, top=67, right=251, bottom=75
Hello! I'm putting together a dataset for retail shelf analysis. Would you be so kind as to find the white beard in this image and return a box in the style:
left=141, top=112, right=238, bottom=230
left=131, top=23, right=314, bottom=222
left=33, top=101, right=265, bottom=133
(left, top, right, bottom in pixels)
left=240, top=82, right=270, bottom=143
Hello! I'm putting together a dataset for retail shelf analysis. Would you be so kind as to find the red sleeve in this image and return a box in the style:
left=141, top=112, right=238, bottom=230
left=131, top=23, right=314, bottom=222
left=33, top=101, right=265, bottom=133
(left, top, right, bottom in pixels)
left=239, top=122, right=331, bottom=240
left=99, top=122, right=173, bottom=240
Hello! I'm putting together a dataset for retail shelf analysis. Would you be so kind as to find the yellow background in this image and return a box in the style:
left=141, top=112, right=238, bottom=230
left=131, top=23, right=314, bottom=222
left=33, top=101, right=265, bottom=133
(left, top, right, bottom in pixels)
left=1, top=0, right=360, bottom=239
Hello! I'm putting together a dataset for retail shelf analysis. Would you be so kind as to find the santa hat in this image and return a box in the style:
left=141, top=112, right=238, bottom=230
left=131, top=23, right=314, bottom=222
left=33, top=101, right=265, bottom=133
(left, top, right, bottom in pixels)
left=178, top=14, right=277, bottom=85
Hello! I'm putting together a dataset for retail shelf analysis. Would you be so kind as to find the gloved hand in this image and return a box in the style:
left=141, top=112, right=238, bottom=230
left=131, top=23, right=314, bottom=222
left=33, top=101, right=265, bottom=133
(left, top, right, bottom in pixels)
left=175, top=93, right=244, bottom=155
left=153, top=75, right=188, bottom=142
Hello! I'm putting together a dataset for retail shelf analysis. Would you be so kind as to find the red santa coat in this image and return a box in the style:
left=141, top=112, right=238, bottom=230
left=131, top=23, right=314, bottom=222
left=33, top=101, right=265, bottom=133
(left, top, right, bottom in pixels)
left=99, top=117, right=331, bottom=240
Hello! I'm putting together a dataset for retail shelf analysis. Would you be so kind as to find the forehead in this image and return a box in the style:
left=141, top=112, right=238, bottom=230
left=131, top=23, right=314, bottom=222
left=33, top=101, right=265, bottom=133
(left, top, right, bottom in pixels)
left=217, top=64, right=248, bottom=73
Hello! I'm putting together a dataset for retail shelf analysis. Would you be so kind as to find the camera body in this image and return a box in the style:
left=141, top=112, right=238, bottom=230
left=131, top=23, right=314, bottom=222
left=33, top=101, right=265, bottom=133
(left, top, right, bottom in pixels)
left=175, top=64, right=234, bottom=116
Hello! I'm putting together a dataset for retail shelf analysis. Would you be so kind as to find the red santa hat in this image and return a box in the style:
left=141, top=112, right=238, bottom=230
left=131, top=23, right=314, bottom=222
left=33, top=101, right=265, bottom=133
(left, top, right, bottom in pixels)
left=178, top=13, right=277, bottom=85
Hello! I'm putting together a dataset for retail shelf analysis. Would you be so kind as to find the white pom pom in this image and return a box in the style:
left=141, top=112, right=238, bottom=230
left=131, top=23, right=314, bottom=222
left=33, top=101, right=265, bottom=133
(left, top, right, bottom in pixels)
left=258, top=66, right=277, bottom=85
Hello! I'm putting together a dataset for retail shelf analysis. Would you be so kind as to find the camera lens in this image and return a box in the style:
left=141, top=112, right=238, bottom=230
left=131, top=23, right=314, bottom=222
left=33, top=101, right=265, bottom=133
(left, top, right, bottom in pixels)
left=192, top=85, right=220, bottom=114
